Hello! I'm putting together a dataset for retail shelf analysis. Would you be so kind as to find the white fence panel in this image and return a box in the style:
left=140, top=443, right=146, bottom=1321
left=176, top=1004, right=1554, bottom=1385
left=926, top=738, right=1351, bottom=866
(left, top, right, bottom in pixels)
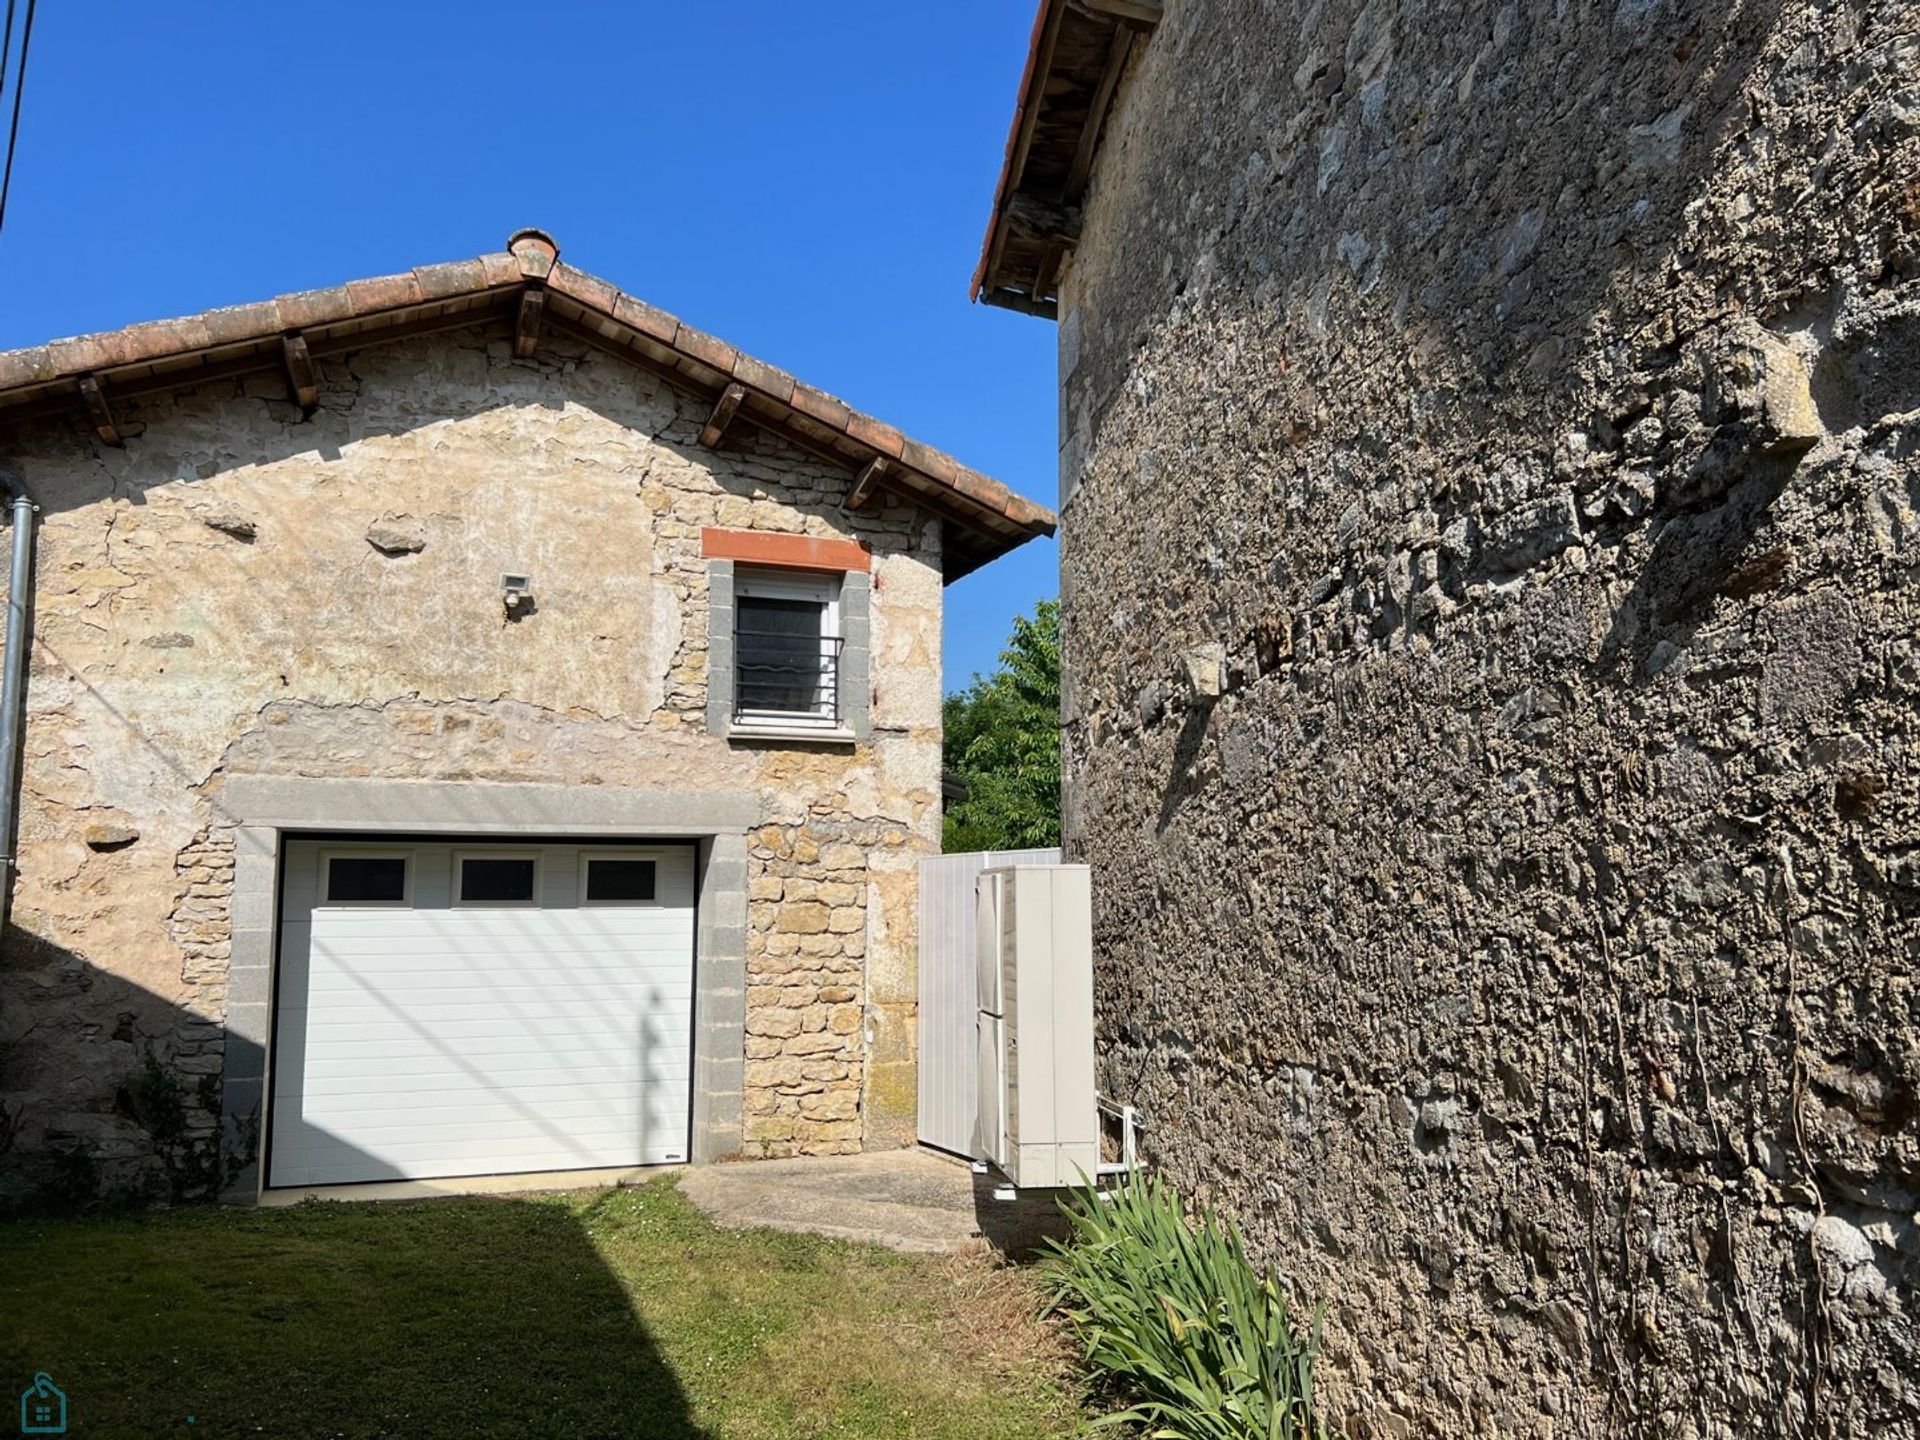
left=917, top=846, right=1061, bottom=1156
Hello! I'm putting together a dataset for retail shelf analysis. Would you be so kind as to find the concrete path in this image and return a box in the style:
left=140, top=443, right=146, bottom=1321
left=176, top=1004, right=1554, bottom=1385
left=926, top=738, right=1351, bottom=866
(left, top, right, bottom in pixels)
left=677, top=1147, right=989, bottom=1254
left=678, top=1147, right=1075, bottom=1256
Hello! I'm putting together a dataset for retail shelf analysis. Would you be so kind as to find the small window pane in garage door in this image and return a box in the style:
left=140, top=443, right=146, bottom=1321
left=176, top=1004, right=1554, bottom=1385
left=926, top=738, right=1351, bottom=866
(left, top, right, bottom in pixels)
left=326, top=855, right=408, bottom=904
left=585, top=858, right=656, bottom=902
left=459, top=856, right=537, bottom=904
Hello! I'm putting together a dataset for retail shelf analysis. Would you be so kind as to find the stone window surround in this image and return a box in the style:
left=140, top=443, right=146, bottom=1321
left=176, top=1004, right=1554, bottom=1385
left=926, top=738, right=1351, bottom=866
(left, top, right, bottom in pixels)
left=706, top=552, right=873, bottom=745
left=214, top=775, right=758, bottom=1203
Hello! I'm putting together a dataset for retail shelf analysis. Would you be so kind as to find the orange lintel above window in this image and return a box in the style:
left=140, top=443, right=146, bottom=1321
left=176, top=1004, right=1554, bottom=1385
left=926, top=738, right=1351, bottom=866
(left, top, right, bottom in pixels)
left=700, top=527, right=872, bottom=574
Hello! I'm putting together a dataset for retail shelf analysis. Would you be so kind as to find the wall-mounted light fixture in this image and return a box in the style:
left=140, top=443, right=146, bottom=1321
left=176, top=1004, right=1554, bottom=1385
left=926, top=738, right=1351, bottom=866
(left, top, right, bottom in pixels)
left=502, top=572, right=534, bottom=619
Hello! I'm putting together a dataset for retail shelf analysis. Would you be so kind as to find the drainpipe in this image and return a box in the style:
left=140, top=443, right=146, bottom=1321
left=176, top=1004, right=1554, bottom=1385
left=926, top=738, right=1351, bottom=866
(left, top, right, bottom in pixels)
left=0, top=465, right=36, bottom=932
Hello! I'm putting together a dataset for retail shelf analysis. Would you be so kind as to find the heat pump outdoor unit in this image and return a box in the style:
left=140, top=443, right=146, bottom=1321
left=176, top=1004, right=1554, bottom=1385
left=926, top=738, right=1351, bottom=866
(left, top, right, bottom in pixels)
left=972, top=863, right=1098, bottom=1190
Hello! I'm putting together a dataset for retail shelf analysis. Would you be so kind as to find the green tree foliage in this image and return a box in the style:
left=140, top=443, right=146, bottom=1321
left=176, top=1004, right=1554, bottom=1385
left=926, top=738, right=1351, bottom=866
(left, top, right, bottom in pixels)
left=942, top=600, right=1061, bottom=852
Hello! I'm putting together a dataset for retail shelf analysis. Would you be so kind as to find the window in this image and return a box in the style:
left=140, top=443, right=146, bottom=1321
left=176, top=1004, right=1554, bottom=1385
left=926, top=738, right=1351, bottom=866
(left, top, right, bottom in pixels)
left=734, top=570, right=842, bottom=729
left=323, top=852, right=409, bottom=906
left=581, top=856, right=658, bottom=904
left=456, top=853, right=539, bottom=906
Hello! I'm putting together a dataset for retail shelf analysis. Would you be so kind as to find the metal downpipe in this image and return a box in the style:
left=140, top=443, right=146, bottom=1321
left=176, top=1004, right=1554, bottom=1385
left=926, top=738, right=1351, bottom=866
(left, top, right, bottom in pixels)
left=0, top=467, right=36, bottom=931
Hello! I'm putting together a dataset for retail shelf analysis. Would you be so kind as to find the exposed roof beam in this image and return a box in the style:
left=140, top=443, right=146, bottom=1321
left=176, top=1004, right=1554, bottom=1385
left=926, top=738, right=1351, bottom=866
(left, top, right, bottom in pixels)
left=1072, top=0, right=1162, bottom=28
left=845, top=457, right=888, bottom=510
left=1029, top=248, right=1063, bottom=308
left=281, top=332, right=319, bottom=408
left=699, top=382, right=746, bottom=449
left=513, top=286, right=546, bottom=359
left=77, top=375, right=122, bottom=447
left=1067, top=26, right=1135, bottom=199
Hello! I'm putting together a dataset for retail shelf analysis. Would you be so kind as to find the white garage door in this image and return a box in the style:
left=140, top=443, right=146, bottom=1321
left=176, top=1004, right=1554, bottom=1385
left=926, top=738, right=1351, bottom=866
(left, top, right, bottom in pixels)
left=268, top=839, right=698, bottom=1187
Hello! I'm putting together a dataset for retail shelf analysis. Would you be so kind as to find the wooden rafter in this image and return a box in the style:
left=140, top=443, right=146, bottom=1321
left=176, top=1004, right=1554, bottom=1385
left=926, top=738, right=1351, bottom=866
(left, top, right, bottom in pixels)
left=281, top=332, right=319, bottom=408
left=1066, top=25, right=1135, bottom=199
left=700, top=382, right=746, bottom=449
left=1073, top=0, right=1162, bottom=28
left=513, top=286, right=547, bottom=358
left=77, top=375, right=122, bottom=447
left=1029, top=248, right=1062, bottom=307
left=845, top=457, right=888, bottom=510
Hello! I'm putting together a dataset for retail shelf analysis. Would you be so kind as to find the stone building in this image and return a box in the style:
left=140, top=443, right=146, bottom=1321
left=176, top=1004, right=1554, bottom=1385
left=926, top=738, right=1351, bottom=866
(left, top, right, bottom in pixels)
left=976, top=0, right=1916, bottom=1434
left=0, top=229, right=1052, bottom=1203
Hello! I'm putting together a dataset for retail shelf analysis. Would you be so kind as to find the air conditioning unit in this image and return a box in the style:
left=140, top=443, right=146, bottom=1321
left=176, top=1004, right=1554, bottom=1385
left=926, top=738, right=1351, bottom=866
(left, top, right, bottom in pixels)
left=972, top=863, right=1097, bottom=1189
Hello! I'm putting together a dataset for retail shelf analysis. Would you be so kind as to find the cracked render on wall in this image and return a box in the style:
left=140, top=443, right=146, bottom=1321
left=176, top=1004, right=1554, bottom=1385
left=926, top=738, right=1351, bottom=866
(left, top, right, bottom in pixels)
left=0, top=324, right=941, bottom=1199
left=1055, top=1, right=1918, bottom=1435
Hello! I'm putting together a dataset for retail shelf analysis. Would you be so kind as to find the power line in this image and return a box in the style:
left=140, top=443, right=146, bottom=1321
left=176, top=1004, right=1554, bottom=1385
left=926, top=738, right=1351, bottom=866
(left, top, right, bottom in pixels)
left=0, top=0, right=36, bottom=242
left=0, top=0, right=16, bottom=118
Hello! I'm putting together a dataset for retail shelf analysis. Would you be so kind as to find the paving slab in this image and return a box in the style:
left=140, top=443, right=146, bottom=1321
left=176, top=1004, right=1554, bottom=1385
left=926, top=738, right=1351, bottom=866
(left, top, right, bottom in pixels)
left=678, top=1147, right=1075, bottom=1256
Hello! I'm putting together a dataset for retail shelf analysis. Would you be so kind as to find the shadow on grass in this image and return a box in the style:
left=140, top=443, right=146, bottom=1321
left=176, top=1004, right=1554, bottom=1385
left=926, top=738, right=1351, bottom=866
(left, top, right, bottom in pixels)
left=0, top=1191, right=707, bottom=1439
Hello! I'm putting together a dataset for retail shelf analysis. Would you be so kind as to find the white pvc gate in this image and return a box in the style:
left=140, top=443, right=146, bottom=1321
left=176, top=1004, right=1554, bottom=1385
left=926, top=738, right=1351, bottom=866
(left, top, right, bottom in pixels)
left=916, top=846, right=1061, bottom=1156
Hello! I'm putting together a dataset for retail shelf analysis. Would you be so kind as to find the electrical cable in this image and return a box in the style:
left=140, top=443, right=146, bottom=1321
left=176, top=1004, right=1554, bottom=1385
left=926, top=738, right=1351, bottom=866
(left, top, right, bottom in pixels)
left=0, top=0, right=38, bottom=242
left=0, top=0, right=18, bottom=119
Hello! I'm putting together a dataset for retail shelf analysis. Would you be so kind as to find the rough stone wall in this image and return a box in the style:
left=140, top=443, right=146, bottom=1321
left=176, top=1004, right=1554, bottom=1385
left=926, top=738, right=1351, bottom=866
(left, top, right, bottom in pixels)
left=0, top=323, right=942, bottom=1199
left=1055, top=1, right=1918, bottom=1434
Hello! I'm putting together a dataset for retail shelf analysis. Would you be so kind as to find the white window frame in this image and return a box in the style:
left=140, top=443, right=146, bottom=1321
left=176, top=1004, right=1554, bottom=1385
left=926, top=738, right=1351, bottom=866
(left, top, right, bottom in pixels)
left=452, top=848, right=545, bottom=909
left=316, top=846, right=414, bottom=910
left=576, top=847, right=668, bottom=908
left=733, top=567, right=843, bottom=732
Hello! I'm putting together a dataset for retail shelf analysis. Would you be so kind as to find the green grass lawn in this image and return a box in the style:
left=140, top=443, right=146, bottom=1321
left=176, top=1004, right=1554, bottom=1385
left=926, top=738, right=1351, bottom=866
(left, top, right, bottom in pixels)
left=0, top=1177, right=1079, bottom=1439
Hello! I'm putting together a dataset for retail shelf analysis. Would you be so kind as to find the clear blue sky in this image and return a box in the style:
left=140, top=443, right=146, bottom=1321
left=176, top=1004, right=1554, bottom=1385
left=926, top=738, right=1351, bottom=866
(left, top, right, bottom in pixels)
left=0, top=2, right=1055, bottom=693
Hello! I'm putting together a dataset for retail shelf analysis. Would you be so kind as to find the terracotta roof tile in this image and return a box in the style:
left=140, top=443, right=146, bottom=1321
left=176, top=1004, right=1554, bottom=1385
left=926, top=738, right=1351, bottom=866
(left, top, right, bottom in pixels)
left=672, top=322, right=738, bottom=376
left=119, top=316, right=211, bottom=366
left=733, top=353, right=795, bottom=405
left=0, top=348, right=50, bottom=388
left=414, top=259, right=487, bottom=301
left=549, top=263, right=619, bottom=317
left=344, top=273, right=423, bottom=315
left=203, top=301, right=282, bottom=347
left=479, top=252, right=523, bottom=289
left=788, top=381, right=851, bottom=431
left=612, top=292, right=679, bottom=345
left=846, top=412, right=906, bottom=459
left=275, top=285, right=354, bottom=331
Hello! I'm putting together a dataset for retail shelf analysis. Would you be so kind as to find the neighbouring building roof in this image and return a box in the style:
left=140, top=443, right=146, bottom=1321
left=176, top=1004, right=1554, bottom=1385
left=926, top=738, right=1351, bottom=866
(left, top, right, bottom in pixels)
left=0, top=230, right=1056, bottom=580
left=972, top=0, right=1162, bottom=316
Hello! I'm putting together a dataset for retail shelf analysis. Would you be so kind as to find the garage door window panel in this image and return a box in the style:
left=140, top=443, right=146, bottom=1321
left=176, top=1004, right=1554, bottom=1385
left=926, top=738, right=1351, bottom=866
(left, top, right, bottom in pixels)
left=320, top=850, right=412, bottom=907
left=581, top=852, right=660, bottom=906
left=456, top=851, right=542, bottom=907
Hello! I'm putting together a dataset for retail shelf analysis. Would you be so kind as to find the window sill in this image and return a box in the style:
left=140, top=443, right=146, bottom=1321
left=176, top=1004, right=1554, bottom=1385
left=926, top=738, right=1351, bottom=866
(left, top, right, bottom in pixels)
left=724, top=723, right=860, bottom=747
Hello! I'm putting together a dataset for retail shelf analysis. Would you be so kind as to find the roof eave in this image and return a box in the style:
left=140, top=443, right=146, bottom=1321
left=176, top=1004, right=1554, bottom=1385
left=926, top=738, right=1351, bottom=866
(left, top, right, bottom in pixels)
left=0, top=234, right=1055, bottom=580
left=972, top=0, right=1161, bottom=317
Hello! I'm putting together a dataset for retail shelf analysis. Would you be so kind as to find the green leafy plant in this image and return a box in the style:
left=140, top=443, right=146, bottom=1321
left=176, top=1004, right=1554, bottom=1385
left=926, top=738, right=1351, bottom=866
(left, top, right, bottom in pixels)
left=1040, top=1176, right=1328, bottom=1440
left=115, top=1042, right=252, bottom=1203
left=944, top=600, right=1061, bottom=852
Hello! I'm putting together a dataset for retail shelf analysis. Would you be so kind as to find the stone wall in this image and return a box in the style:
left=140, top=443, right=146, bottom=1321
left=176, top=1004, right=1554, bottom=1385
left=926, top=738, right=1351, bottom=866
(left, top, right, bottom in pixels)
left=0, top=323, right=942, bottom=1199
left=1055, top=1, right=1918, bottom=1434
